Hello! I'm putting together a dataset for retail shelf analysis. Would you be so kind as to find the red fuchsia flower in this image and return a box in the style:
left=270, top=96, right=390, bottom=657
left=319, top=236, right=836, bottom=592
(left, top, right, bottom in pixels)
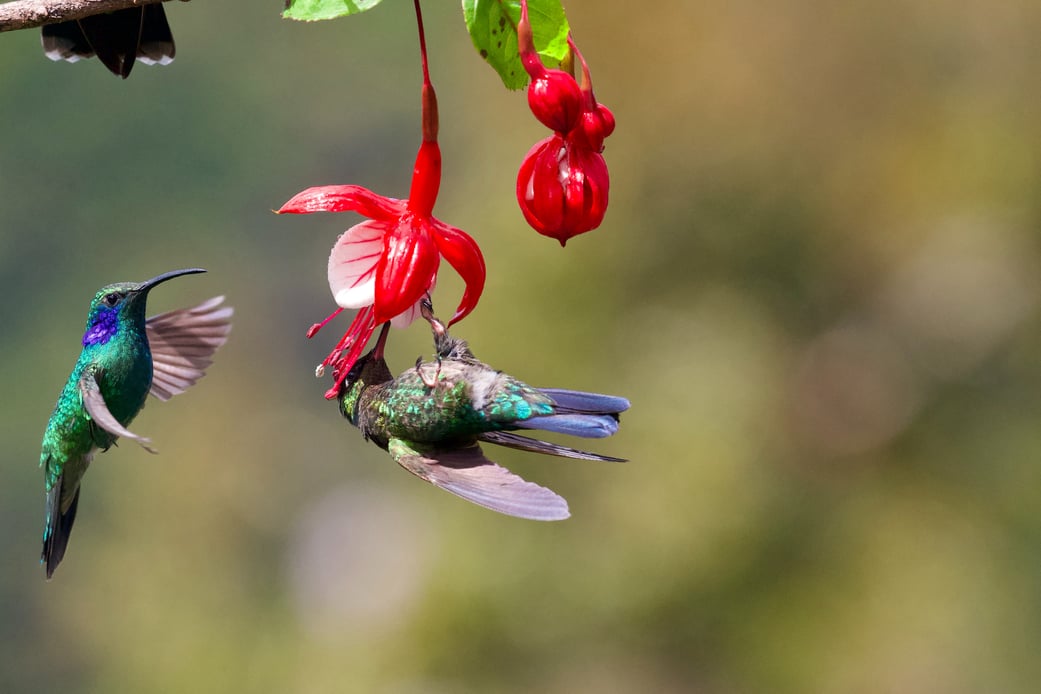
left=515, top=1, right=615, bottom=246
left=278, top=1, right=485, bottom=399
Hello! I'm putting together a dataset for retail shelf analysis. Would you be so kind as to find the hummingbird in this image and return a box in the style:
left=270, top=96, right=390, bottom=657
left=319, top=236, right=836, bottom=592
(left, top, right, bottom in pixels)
left=337, top=302, right=630, bottom=521
left=39, top=268, right=232, bottom=578
left=41, top=3, right=175, bottom=78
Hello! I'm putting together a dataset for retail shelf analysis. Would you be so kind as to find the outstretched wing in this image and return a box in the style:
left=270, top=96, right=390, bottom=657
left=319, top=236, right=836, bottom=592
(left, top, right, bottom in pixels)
left=388, top=438, right=570, bottom=521
left=79, top=368, right=155, bottom=452
left=479, top=430, right=627, bottom=462
left=146, top=296, right=232, bottom=401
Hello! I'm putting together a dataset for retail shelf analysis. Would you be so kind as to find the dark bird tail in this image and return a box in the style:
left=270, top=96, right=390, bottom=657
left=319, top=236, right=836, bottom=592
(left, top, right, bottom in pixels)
left=41, top=478, right=80, bottom=579
left=41, top=4, right=175, bottom=78
left=514, top=388, right=631, bottom=438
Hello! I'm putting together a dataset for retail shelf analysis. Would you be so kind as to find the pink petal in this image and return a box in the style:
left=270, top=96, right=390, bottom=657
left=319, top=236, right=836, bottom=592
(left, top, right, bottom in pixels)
left=432, top=220, right=486, bottom=325
left=328, top=220, right=387, bottom=309
left=278, top=185, right=404, bottom=220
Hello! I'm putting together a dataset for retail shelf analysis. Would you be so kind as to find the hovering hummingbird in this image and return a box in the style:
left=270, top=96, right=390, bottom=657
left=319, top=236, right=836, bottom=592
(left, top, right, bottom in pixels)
left=39, top=268, right=231, bottom=578
left=337, top=302, right=630, bottom=520
left=41, top=4, right=175, bottom=78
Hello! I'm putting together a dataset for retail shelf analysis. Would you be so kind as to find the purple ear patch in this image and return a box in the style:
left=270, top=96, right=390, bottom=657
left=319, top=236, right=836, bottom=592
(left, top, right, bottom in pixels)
left=82, top=306, right=119, bottom=346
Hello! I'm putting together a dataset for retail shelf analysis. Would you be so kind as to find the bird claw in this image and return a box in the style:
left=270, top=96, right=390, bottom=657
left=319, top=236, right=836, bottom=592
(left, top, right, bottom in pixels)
left=417, top=354, right=442, bottom=388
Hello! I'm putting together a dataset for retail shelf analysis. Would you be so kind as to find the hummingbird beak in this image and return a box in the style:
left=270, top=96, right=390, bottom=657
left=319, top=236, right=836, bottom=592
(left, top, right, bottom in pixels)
left=136, top=268, right=207, bottom=294
left=419, top=296, right=447, bottom=338
left=373, top=321, right=391, bottom=360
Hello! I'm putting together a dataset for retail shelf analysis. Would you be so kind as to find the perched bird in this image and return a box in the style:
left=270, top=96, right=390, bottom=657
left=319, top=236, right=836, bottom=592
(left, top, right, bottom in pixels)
left=41, top=3, right=175, bottom=78
left=337, top=304, right=630, bottom=520
left=39, top=268, right=231, bottom=577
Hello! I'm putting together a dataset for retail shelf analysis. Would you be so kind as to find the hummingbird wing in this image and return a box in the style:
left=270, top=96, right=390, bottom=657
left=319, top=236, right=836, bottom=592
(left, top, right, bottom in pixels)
left=146, top=296, right=232, bottom=401
left=388, top=438, right=570, bottom=521
left=479, top=431, right=627, bottom=462
left=79, top=369, right=156, bottom=453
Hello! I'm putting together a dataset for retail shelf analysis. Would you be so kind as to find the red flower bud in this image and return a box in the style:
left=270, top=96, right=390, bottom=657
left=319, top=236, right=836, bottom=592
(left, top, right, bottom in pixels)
left=527, top=69, right=584, bottom=133
left=516, top=134, right=610, bottom=246
left=572, top=103, right=616, bottom=152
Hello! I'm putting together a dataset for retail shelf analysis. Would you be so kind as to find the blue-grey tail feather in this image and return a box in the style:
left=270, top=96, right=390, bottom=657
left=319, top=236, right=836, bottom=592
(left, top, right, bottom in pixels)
left=515, top=412, right=620, bottom=438
left=539, top=388, right=631, bottom=415
left=42, top=480, right=79, bottom=580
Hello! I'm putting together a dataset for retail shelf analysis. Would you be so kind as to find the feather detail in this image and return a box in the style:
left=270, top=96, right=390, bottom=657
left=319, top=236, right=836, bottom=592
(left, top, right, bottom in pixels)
left=479, top=430, right=627, bottom=462
left=146, top=296, right=232, bottom=401
left=79, top=370, right=156, bottom=453
left=389, top=438, right=570, bottom=521
left=539, top=388, right=631, bottom=415
left=515, top=413, right=621, bottom=438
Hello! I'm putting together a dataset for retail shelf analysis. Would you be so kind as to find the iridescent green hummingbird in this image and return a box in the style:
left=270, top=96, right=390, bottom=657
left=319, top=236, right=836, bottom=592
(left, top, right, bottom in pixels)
left=40, top=268, right=232, bottom=578
left=337, top=302, right=630, bottom=520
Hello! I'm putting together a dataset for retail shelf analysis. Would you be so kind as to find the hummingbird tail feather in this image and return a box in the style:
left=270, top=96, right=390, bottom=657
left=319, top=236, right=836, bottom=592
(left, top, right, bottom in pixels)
left=480, top=431, right=627, bottom=462
left=515, top=413, right=621, bottom=438
left=539, top=388, right=631, bottom=415
left=42, top=480, right=80, bottom=579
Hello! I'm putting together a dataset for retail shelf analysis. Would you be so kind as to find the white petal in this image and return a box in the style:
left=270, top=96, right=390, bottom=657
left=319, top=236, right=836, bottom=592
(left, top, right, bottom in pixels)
left=390, top=301, right=422, bottom=328
left=389, top=277, right=437, bottom=329
left=328, top=220, right=384, bottom=309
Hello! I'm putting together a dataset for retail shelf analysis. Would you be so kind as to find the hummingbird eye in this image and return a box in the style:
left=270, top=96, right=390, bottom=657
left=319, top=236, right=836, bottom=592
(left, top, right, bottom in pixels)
left=104, top=292, right=121, bottom=307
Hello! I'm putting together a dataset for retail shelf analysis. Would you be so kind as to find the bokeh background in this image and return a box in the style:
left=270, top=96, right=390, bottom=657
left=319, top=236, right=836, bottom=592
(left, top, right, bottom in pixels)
left=2, top=1, right=1041, bottom=691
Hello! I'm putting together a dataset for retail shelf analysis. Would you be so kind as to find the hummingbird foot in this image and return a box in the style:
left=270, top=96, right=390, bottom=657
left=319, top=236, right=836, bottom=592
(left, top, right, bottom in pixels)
left=416, top=354, right=443, bottom=388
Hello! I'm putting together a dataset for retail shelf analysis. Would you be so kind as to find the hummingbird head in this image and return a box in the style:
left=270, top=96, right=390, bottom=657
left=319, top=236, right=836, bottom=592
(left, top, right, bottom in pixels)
left=338, top=322, right=393, bottom=418
left=420, top=297, right=474, bottom=361
left=82, top=268, right=206, bottom=347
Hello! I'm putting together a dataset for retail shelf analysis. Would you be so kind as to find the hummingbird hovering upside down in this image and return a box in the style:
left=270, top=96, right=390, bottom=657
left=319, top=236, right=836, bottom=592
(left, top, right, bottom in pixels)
left=41, top=3, right=175, bottom=79
left=39, top=268, right=232, bottom=578
left=337, top=302, right=630, bottom=521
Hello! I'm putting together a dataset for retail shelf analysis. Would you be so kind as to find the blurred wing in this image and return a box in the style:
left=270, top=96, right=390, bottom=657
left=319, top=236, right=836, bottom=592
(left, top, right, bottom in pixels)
left=79, top=369, right=155, bottom=452
left=480, top=431, right=627, bottom=462
left=388, top=438, right=570, bottom=521
left=146, top=296, right=232, bottom=401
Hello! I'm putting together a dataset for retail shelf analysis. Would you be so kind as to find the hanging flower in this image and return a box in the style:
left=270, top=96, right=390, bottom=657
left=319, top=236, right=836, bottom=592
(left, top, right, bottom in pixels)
left=278, top=8, right=485, bottom=398
left=516, top=0, right=615, bottom=246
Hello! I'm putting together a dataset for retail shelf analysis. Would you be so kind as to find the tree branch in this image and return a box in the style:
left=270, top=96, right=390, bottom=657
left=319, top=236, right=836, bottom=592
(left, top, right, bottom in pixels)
left=0, top=0, right=173, bottom=33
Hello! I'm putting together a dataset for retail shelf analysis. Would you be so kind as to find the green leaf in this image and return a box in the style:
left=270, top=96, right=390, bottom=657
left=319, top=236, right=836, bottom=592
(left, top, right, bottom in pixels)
left=462, top=0, right=570, bottom=90
left=283, top=0, right=384, bottom=22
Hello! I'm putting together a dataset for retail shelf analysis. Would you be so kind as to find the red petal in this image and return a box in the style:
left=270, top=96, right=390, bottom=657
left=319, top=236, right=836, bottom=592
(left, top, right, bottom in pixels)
left=374, top=215, right=440, bottom=324
left=516, top=136, right=565, bottom=234
left=278, top=185, right=404, bottom=220
left=432, top=220, right=486, bottom=325
left=323, top=306, right=376, bottom=399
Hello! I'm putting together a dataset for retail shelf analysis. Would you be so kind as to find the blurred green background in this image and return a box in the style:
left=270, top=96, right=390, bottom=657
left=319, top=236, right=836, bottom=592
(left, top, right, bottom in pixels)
left=2, top=1, right=1041, bottom=692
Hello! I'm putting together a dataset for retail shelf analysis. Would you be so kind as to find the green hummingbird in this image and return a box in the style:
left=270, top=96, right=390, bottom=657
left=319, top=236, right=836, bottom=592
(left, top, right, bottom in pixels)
left=39, top=268, right=232, bottom=578
left=337, top=303, right=630, bottom=520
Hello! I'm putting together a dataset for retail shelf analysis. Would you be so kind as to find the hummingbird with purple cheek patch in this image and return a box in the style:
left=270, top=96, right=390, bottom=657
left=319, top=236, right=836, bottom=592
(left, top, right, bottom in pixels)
left=39, top=268, right=232, bottom=578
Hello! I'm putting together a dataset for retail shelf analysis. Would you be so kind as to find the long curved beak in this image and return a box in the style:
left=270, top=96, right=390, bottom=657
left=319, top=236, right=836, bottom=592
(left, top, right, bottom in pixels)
left=137, top=267, right=207, bottom=293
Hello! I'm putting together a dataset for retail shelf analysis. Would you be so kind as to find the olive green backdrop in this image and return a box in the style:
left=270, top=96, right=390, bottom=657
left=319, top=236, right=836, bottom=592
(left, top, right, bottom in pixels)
left=2, top=1, right=1041, bottom=692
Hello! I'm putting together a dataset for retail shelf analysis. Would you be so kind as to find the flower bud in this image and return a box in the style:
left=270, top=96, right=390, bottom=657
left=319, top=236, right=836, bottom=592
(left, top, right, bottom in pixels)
left=527, top=69, right=584, bottom=133
left=516, top=134, right=610, bottom=246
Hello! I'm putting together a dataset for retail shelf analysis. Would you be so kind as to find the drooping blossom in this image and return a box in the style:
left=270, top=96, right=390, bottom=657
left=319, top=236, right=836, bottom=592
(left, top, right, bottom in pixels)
left=278, top=0, right=485, bottom=398
left=516, top=1, right=615, bottom=246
